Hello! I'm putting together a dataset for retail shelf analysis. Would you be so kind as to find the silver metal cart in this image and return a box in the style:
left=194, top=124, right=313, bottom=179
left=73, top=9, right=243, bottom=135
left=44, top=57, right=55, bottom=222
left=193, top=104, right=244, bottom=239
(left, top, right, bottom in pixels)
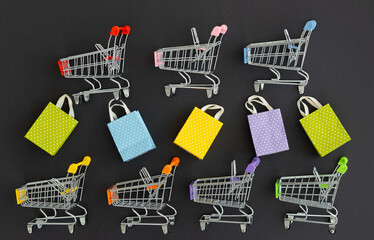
left=107, top=157, right=180, bottom=234
left=190, top=157, right=260, bottom=233
left=276, top=156, right=348, bottom=234
left=244, top=20, right=317, bottom=94
left=58, top=25, right=131, bottom=104
left=154, top=24, right=228, bottom=98
left=15, top=156, right=91, bottom=234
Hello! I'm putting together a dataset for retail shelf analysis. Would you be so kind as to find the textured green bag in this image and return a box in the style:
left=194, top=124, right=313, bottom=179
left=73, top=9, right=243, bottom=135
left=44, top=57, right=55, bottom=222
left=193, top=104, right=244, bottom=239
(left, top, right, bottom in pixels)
left=25, top=94, right=78, bottom=156
left=297, top=96, right=351, bottom=157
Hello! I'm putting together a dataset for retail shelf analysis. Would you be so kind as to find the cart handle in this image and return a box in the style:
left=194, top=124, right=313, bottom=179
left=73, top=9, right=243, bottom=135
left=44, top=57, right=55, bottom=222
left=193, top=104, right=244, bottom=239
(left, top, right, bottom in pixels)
left=211, top=26, right=221, bottom=37
left=170, top=157, right=180, bottom=167
left=337, top=156, right=348, bottom=174
left=304, top=20, right=317, bottom=31
left=110, top=25, right=131, bottom=36
left=245, top=157, right=260, bottom=173
left=220, top=24, right=228, bottom=34
left=67, top=156, right=91, bottom=174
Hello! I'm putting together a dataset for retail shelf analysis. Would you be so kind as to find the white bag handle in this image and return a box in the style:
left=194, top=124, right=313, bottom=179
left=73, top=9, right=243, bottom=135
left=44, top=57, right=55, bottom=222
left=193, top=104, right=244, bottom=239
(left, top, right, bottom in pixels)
left=108, top=99, right=131, bottom=122
left=297, top=96, right=323, bottom=117
left=245, top=95, right=273, bottom=114
left=200, top=104, right=224, bottom=120
left=55, top=94, right=75, bottom=118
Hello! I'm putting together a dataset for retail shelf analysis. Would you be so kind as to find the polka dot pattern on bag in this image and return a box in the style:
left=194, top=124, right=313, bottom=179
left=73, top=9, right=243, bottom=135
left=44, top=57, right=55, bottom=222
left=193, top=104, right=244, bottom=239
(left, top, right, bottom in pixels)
left=174, top=107, right=223, bottom=160
left=25, top=103, right=78, bottom=156
left=247, top=109, right=289, bottom=156
left=107, top=111, right=156, bottom=162
left=300, top=104, right=351, bottom=157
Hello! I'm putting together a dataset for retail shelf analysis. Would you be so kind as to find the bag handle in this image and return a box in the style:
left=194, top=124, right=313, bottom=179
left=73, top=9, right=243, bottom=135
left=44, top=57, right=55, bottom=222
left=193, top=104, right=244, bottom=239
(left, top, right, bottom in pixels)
left=245, top=95, right=273, bottom=114
left=297, top=96, right=323, bottom=117
left=200, top=104, right=224, bottom=120
left=108, top=99, right=131, bottom=122
left=56, top=94, right=75, bottom=118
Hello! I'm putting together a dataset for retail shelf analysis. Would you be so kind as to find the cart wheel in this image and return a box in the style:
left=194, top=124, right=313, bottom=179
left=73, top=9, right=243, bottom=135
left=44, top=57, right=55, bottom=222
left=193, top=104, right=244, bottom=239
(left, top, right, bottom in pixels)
left=169, top=216, right=175, bottom=226
left=240, top=223, right=247, bottom=233
left=247, top=215, right=253, bottom=225
left=200, top=221, right=206, bottom=231
left=213, top=85, right=219, bottom=95
left=113, top=91, right=120, bottom=100
left=254, top=83, right=260, bottom=92
left=123, top=88, right=130, bottom=98
left=161, top=224, right=169, bottom=234
left=206, top=89, right=213, bottom=98
left=79, top=216, right=86, bottom=226
left=165, top=87, right=171, bottom=97
left=27, top=224, right=33, bottom=234
left=83, top=93, right=90, bottom=102
left=171, top=87, right=176, bottom=95
left=37, top=223, right=42, bottom=229
left=73, top=95, right=81, bottom=105
left=298, top=85, right=305, bottom=94
left=121, top=224, right=127, bottom=234
left=329, top=225, right=336, bottom=234
left=260, top=84, right=264, bottom=90
left=68, top=224, right=75, bottom=234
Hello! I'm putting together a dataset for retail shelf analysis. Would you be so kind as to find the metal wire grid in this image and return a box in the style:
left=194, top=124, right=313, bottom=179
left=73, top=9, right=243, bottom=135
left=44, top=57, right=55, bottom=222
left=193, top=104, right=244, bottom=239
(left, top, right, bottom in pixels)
left=109, top=173, right=175, bottom=211
left=191, top=173, right=254, bottom=209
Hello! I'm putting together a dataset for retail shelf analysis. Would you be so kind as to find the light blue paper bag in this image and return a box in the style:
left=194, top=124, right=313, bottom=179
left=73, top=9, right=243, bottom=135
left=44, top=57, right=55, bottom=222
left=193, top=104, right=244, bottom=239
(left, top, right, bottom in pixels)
left=107, top=99, right=156, bottom=162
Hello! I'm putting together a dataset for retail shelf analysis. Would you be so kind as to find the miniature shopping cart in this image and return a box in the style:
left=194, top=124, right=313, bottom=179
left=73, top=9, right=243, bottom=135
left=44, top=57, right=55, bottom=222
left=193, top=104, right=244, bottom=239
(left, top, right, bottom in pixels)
left=244, top=20, right=317, bottom=94
left=58, top=25, right=131, bottom=104
left=107, top=157, right=180, bottom=234
left=15, top=156, right=91, bottom=234
left=275, top=157, right=348, bottom=234
left=154, top=24, right=228, bottom=98
left=190, top=157, right=260, bottom=233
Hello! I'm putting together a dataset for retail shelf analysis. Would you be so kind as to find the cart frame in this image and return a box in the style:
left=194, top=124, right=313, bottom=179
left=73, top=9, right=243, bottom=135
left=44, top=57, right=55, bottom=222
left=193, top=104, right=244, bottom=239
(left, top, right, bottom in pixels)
left=190, top=157, right=260, bottom=233
left=154, top=25, right=228, bottom=98
left=58, top=26, right=131, bottom=104
left=107, top=157, right=180, bottom=234
left=244, top=20, right=317, bottom=94
left=15, top=156, right=91, bottom=234
left=275, top=157, right=348, bottom=234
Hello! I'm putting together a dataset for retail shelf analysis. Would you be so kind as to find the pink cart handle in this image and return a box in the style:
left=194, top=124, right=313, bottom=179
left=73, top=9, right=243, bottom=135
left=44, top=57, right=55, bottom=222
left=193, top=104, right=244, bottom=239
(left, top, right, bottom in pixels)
left=211, top=26, right=221, bottom=37
left=220, top=24, right=228, bottom=34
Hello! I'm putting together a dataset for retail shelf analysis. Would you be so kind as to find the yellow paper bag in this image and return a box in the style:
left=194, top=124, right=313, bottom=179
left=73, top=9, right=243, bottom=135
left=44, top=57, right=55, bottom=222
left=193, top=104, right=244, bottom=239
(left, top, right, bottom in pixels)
left=174, top=104, right=224, bottom=159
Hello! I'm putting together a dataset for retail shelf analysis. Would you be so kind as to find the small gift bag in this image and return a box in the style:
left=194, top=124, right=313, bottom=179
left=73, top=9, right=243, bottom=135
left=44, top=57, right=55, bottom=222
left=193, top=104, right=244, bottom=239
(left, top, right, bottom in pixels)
left=107, top=99, right=156, bottom=162
left=25, top=94, right=78, bottom=156
left=246, top=95, right=289, bottom=156
left=174, top=104, right=224, bottom=160
left=297, top=96, right=351, bottom=157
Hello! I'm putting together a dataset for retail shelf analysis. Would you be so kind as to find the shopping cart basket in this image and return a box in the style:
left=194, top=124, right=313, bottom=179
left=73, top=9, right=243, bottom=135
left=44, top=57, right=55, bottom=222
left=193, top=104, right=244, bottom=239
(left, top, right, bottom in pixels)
left=15, top=156, right=91, bottom=234
left=244, top=20, right=317, bottom=94
left=107, top=157, right=180, bottom=234
left=154, top=24, right=228, bottom=98
left=275, top=156, right=348, bottom=234
left=190, top=157, right=260, bottom=233
left=58, top=25, right=131, bottom=104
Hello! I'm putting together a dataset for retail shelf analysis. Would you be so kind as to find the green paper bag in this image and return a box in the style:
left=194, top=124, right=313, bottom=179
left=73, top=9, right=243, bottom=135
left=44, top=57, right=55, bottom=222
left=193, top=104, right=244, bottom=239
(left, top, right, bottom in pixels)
left=297, top=96, right=351, bottom=157
left=25, top=94, right=78, bottom=156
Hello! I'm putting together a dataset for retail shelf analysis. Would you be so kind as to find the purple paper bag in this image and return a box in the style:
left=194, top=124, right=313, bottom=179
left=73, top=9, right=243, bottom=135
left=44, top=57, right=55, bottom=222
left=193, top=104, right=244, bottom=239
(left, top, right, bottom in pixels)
left=246, top=95, right=289, bottom=156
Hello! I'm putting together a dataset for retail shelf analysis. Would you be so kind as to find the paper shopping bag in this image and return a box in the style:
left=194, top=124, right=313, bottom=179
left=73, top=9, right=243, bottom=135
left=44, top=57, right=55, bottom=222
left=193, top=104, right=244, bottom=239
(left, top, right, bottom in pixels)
left=107, top=99, right=156, bottom=162
left=174, top=104, right=224, bottom=160
left=25, top=94, right=78, bottom=156
left=246, top=95, right=289, bottom=156
left=297, top=96, right=351, bottom=157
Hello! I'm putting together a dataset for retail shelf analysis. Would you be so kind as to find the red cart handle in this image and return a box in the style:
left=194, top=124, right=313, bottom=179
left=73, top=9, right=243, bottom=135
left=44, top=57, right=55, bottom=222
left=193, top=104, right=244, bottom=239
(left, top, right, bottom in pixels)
left=110, top=25, right=131, bottom=36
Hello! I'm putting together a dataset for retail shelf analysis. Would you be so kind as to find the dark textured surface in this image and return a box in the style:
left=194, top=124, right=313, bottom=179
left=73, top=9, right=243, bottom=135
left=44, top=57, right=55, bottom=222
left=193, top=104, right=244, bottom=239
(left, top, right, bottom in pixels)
left=1, top=0, right=373, bottom=239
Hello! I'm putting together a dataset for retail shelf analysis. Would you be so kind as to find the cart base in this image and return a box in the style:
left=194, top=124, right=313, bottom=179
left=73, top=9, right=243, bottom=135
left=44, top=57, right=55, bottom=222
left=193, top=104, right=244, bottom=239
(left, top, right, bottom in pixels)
left=254, top=68, right=309, bottom=94
left=120, top=204, right=177, bottom=234
left=199, top=204, right=254, bottom=233
left=284, top=206, right=338, bottom=234
left=26, top=204, right=87, bottom=234
left=72, top=77, right=130, bottom=104
left=165, top=72, right=220, bottom=98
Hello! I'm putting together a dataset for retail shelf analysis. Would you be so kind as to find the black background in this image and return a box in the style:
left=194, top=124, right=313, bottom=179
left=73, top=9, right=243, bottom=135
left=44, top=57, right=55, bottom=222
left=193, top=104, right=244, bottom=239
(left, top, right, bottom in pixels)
left=1, top=0, right=373, bottom=239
